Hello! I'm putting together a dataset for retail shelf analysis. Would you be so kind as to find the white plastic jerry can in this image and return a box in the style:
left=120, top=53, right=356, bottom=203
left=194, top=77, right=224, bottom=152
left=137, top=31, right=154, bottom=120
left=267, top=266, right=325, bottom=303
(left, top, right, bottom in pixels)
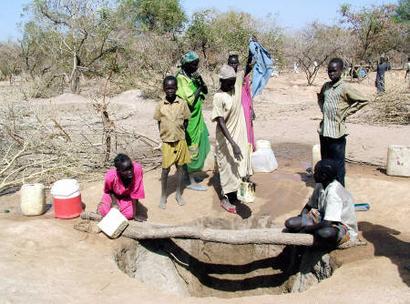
left=20, top=183, right=46, bottom=216
left=312, top=144, right=321, bottom=169
left=97, top=208, right=129, bottom=238
left=386, top=145, right=410, bottom=177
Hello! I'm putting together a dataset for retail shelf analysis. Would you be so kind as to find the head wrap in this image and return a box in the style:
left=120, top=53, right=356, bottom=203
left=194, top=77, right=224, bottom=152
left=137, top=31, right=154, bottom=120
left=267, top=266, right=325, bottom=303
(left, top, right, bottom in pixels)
left=180, top=51, right=199, bottom=65
left=219, top=64, right=236, bottom=79
left=228, top=51, right=239, bottom=57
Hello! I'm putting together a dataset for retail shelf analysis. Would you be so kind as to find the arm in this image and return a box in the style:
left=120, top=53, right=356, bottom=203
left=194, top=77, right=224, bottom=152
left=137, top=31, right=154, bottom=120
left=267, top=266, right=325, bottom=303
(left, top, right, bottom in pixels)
left=191, top=75, right=208, bottom=107
left=177, top=75, right=206, bottom=108
left=303, top=189, right=344, bottom=232
left=245, top=50, right=253, bottom=76
left=302, top=219, right=333, bottom=233
left=215, top=117, right=243, bottom=161
left=97, top=172, right=115, bottom=216
left=317, top=84, right=326, bottom=112
left=345, top=85, right=369, bottom=117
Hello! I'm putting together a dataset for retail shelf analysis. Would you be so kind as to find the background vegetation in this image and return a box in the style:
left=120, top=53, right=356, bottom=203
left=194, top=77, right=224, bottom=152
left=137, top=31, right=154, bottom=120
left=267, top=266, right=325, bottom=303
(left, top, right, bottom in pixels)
left=0, top=0, right=407, bottom=94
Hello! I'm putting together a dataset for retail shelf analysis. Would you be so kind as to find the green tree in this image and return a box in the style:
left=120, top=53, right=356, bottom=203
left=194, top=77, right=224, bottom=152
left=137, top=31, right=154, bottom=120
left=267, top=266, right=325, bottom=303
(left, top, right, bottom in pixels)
left=22, top=0, right=121, bottom=93
left=0, top=41, right=22, bottom=83
left=339, top=3, right=407, bottom=61
left=186, top=9, right=217, bottom=66
left=287, top=22, right=347, bottom=85
left=394, top=0, right=410, bottom=23
left=118, top=0, right=186, bottom=35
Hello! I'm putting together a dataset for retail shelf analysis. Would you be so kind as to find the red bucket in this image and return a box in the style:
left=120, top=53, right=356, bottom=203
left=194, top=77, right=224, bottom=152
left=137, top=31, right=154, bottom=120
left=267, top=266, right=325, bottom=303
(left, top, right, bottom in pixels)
left=51, top=179, right=82, bottom=219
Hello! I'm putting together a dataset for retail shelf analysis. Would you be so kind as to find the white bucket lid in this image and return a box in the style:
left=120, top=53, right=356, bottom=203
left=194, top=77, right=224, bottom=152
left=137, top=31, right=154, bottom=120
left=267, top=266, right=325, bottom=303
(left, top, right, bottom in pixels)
left=256, top=140, right=272, bottom=150
left=51, top=179, right=80, bottom=197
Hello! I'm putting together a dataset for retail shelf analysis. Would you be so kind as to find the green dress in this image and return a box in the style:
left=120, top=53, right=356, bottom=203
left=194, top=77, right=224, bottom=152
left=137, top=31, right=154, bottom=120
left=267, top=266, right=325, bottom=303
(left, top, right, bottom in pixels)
left=176, top=71, right=210, bottom=173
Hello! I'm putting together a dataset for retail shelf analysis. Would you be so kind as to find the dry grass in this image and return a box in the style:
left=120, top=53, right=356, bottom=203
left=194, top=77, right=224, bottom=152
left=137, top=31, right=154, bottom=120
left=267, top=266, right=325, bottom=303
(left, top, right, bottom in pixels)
left=353, top=83, right=410, bottom=126
left=0, top=83, right=161, bottom=194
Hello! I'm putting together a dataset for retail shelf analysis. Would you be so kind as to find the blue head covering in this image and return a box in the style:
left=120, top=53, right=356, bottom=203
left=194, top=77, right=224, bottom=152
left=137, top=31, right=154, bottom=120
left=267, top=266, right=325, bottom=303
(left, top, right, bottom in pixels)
left=180, top=51, right=199, bottom=65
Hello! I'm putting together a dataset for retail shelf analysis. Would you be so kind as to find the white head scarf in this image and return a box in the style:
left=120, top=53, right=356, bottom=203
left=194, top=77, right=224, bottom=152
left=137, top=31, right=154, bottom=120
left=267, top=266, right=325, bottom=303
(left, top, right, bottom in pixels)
left=219, top=64, right=236, bottom=79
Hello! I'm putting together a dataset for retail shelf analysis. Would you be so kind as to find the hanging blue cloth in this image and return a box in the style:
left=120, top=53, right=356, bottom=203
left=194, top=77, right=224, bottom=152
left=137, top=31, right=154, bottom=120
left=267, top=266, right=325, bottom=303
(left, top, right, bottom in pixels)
left=249, top=39, right=273, bottom=97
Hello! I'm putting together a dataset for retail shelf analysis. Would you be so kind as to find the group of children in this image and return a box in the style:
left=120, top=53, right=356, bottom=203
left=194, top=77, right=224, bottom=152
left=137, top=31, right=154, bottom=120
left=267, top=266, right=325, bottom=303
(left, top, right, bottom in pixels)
left=97, top=53, right=369, bottom=248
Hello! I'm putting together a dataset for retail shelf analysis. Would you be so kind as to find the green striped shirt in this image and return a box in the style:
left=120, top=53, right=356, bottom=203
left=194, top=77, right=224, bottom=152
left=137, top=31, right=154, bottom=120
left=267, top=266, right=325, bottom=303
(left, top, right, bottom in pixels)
left=317, top=79, right=369, bottom=139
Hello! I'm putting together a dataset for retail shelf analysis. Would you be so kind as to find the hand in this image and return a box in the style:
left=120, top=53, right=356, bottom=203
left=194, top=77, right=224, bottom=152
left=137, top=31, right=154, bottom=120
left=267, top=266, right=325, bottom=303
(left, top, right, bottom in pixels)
left=201, top=84, right=208, bottom=95
left=232, top=143, right=243, bottom=161
left=111, top=201, right=120, bottom=210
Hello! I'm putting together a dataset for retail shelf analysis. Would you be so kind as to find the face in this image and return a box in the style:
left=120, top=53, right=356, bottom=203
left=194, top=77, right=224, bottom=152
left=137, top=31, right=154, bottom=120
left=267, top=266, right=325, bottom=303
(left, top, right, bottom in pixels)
left=220, top=77, right=236, bottom=92
left=183, top=59, right=199, bottom=74
left=163, top=80, right=177, bottom=99
left=327, top=62, right=342, bottom=83
left=228, top=56, right=239, bottom=72
left=117, top=160, right=133, bottom=180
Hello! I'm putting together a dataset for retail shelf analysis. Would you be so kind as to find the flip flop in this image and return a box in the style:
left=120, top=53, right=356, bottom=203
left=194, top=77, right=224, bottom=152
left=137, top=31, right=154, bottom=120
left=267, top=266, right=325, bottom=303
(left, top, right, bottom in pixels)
left=186, top=184, right=208, bottom=191
left=220, top=197, right=237, bottom=214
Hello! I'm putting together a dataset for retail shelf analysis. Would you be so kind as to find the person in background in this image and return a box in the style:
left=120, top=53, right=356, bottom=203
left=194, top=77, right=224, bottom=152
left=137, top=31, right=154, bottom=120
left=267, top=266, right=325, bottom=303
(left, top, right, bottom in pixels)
left=375, top=56, right=391, bottom=93
left=97, top=154, right=145, bottom=221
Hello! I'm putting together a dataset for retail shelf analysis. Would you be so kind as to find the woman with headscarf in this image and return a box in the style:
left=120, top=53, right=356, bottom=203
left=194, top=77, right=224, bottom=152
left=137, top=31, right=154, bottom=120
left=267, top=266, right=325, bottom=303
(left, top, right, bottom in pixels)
left=176, top=51, right=210, bottom=191
left=212, top=65, right=253, bottom=214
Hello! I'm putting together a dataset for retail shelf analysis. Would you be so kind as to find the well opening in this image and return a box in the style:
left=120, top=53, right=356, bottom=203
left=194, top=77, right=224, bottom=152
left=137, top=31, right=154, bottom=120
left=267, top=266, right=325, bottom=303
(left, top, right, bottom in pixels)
left=114, top=217, right=338, bottom=298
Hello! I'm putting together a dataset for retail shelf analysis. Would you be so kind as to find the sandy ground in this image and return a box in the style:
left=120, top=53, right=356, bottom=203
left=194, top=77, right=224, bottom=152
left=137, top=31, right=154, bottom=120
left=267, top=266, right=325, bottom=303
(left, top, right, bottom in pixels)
left=0, top=71, right=409, bottom=303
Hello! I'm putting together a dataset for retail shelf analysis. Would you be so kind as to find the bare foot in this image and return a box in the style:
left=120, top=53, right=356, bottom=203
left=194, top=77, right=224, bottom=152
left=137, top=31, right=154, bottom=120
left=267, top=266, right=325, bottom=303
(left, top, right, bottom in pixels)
left=176, top=193, right=186, bottom=206
left=159, top=196, right=167, bottom=209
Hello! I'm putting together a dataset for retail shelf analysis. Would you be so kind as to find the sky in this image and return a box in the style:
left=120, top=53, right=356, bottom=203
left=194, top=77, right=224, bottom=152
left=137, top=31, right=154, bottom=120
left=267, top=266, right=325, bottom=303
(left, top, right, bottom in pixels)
left=0, top=0, right=398, bottom=41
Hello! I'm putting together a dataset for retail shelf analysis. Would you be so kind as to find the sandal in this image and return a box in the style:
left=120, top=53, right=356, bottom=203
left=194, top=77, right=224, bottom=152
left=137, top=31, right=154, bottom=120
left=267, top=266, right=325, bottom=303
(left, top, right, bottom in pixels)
left=220, top=196, right=237, bottom=214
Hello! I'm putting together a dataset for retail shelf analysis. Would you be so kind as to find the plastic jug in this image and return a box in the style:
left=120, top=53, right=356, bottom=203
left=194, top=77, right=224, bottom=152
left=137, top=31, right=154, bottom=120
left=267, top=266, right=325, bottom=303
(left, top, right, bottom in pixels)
left=98, top=208, right=129, bottom=238
left=312, top=144, right=321, bottom=169
left=251, top=140, right=278, bottom=173
left=20, top=183, right=46, bottom=216
left=51, top=179, right=82, bottom=219
left=386, top=145, right=410, bottom=177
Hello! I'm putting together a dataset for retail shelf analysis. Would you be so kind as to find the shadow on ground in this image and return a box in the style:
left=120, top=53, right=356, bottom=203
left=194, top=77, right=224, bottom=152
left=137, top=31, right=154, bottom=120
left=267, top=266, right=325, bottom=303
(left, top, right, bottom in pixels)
left=360, top=221, right=410, bottom=287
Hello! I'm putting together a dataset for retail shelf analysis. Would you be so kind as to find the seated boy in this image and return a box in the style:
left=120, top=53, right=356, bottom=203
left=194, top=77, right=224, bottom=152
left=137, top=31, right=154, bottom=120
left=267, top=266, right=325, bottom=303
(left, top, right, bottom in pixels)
left=285, top=159, right=358, bottom=248
left=154, top=75, right=191, bottom=209
left=97, top=153, right=146, bottom=221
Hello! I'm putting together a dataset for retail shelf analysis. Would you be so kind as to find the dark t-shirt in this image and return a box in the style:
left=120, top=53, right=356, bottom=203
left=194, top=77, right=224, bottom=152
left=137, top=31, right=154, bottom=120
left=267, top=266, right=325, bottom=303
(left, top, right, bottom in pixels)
left=376, top=62, right=390, bottom=80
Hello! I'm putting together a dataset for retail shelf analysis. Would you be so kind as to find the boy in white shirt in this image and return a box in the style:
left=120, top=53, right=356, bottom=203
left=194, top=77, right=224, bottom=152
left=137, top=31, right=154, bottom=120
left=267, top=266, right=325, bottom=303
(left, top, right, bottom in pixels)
left=285, top=159, right=358, bottom=248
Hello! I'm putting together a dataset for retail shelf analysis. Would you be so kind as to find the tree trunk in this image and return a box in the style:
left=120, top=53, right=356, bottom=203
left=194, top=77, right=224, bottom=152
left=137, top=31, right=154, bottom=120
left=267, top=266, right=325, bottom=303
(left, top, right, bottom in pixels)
left=70, top=53, right=81, bottom=94
left=80, top=212, right=314, bottom=246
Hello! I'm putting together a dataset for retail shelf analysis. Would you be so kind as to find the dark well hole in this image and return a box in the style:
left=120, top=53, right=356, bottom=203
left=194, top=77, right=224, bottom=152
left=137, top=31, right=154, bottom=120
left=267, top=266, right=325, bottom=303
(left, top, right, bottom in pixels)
left=114, top=217, right=338, bottom=298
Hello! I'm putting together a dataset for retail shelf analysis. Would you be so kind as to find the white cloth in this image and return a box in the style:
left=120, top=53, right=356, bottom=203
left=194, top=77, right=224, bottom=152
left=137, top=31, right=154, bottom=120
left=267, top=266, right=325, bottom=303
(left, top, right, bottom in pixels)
left=212, top=85, right=252, bottom=194
left=307, top=180, right=358, bottom=240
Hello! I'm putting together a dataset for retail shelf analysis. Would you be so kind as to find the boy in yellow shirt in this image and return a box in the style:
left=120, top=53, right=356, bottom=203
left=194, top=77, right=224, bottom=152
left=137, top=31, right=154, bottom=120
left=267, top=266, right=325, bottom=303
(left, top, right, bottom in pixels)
left=154, top=76, right=191, bottom=209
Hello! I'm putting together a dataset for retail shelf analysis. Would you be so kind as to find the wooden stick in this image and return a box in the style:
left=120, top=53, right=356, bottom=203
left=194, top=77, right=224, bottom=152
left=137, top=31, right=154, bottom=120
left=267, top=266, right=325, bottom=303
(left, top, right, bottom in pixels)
left=80, top=212, right=314, bottom=246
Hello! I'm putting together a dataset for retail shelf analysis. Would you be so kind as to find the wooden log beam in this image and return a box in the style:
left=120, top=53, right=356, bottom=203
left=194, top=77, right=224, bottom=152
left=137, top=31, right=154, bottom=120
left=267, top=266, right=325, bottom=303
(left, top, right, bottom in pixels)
left=80, top=212, right=314, bottom=246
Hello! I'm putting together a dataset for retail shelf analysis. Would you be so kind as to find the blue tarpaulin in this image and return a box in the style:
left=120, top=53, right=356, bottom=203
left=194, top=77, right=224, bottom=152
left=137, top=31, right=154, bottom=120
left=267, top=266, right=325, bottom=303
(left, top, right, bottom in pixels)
left=249, top=40, right=273, bottom=97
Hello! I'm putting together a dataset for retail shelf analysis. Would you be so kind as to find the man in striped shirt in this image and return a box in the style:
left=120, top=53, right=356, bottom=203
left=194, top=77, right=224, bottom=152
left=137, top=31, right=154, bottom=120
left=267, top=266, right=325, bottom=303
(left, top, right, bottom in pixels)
left=317, top=58, right=369, bottom=186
